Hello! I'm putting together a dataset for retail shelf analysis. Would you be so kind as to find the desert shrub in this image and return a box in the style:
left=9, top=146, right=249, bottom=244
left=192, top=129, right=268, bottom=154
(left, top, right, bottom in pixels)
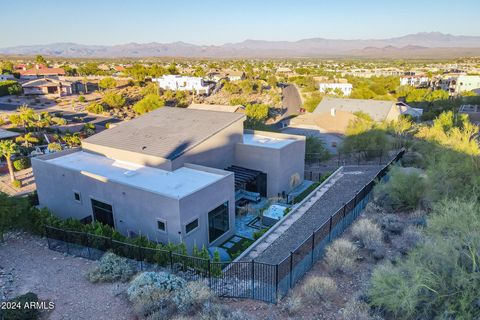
left=302, top=276, right=337, bottom=301
left=392, top=225, right=424, bottom=255
left=351, top=219, right=383, bottom=250
left=173, top=281, right=213, bottom=314
left=51, top=116, right=67, bottom=125
left=1, top=292, right=40, bottom=320
left=99, top=77, right=117, bottom=90
left=369, top=199, right=480, bottom=319
left=88, top=252, right=136, bottom=283
left=78, top=95, right=86, bottom=102
left=102, top=91, right=125, bottom=108
left=379, top=214, right=405, bottom=235
left=11, top=179, right=22, bottom=189
left=340, top=299, right=372, bottom=320
left=47, top=142, right=62, bottom=152
left=127, top=272, right=186, bottom=318
left=374, top=166, right=426, bottom=211
left=252, top=228, right=268, bottom=240
left=86, top=103, right=104, bottom=114
left=280, top=292, right=302, bottom=315
left=13, top=157, right=31, bottom=171
left=199, top=304, right=253, bottom=320
left=325, top=239, right=357, bottom=273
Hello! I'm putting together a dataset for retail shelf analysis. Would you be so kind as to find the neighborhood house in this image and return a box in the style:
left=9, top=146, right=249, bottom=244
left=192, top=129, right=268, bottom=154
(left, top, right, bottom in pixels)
left=153, top=75, right=214, bottom=95
left=32, top=108, right=305, bottom=251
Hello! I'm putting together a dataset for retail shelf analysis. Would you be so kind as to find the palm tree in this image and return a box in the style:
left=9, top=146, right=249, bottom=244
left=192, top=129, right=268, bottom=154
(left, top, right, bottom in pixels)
left=0, top=140, right=19, bottom=182
left=17, top=105, right=35, bottom=132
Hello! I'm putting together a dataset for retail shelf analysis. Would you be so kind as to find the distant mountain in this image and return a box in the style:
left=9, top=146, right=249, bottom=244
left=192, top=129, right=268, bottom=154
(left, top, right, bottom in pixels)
left=1, top=32, right=479, bottom=58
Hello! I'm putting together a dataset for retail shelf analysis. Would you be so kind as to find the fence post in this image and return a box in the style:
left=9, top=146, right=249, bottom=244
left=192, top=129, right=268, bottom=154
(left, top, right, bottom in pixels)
left=207, top=259, right=211, bottom=289
left=65, top=230, right=70, bottom=255
left=45, top=226, right=51, bottom=249
left=170, top=251, right=174, bottom=271
left=311, top=231, right=315, bottom=265
left=379, top=149, right=382, bottom=165
left=289, top=252, right=294, bottom=289
left=139, top=246, right=144, bottom=271
left=275, top=264, right=279, bottom=302
left=85, top=232, right=91, bottom=260
left=251, top=260, right=255, bottom=299
left=328, top=215, right=333, bottom=242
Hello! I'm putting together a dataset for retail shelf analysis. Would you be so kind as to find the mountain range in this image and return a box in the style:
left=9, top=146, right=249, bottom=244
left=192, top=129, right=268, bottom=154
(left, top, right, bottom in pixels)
left=1, top=32, right=480, bottom=58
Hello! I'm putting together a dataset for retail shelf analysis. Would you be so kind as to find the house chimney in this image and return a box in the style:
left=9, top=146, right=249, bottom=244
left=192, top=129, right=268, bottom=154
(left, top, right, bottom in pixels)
left=331, top=108, right=336, bottom=117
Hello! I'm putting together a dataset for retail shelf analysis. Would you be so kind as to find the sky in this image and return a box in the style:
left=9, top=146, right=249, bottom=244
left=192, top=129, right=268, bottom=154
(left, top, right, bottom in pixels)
left=2, top=0, right=480, bottom=48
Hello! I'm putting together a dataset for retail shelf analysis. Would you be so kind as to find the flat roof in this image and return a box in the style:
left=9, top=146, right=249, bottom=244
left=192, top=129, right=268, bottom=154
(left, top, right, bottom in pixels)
left=46, top=151, right=227, bottom=199
left=83, top=107, right=245, bottom=160
left=0, top=128, right=20, bottom=140
left=242, top=133, right=294, bottom=149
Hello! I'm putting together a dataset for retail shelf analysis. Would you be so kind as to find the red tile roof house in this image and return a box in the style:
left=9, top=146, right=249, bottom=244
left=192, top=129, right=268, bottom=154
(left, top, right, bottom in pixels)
left=18, top=64, right=66, bottom=79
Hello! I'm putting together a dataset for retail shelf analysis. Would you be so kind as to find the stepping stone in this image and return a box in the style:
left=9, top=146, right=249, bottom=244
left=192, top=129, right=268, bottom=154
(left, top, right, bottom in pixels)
left=230, top=236, right=243, bottom=243
left=223, top=242, right=235, bottom=249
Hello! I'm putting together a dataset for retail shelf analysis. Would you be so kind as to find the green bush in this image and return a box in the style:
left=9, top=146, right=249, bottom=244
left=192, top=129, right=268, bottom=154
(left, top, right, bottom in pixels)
left=88, top=252, right=136, bottom=283
left=47, top=142, right=62, bottom=152
left=374, top=166, right=426, bottom=211
left=369, top=199, right=480, bottom=319
left=51, top=117, right=67, bottom=125
left=11, top=179, right=22, bottom=188
left=292, top=182, right=320, bottom=204
left=253, top=228, right=268, bottom=240
left=305, top=136, right=331, bottom=161
left=13, top=157, right=31, bottom=171
left=1, top=292, right=40, bottom=320
left=78, top=95, right=86, bottom=102
left=133, top=94, right=165, bottom=115
left=0, top=80, right=22, bottom=96
left=86, top=103, right=104, bottom=114
left=102, top=91, right=125, bottom=108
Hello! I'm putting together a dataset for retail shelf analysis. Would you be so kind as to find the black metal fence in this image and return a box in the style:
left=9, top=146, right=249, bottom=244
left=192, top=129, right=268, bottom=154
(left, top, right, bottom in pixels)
left=45, top=149, right=405, bottom=304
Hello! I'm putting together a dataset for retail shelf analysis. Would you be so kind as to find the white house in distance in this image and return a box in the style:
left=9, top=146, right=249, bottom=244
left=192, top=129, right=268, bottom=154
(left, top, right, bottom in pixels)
left=318, top=82, right=353, bottom=96
left=436, top=75, right=480, bottom=95
left=153, top=75, right=213, bottom=95
left=400, top=75, right=430, bottom=87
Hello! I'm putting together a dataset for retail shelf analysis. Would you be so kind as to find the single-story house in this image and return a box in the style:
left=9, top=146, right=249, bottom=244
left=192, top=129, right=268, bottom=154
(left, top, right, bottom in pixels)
left=153, top=75, right=214, bottom=95
left=313, top=97, right=422, bottom=122
left=32, top=108, right=305, bottom=251
left=18, top=64, right=66, bottom=79
left=22, top=78, right=75, bottom=96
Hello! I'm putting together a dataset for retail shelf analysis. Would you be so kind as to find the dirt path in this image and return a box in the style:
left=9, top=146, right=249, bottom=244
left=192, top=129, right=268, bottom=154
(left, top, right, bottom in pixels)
left=0, top=232, right=135, bottom=320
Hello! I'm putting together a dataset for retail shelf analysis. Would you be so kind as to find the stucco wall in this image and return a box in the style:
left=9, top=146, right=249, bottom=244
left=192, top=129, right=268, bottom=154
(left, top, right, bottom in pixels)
left=234, top=131, right=305, bottom=197
left=171, top=119, right=243, bottom=170
left=81, top=142, right=173, bottom=170
left=179, top=166, right=235, bottom=251
left=32, top=156, right=234, bottom=251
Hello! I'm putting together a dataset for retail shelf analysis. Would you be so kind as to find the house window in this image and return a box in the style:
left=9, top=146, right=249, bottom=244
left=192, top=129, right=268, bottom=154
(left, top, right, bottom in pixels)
left=74, top=191, right=81, bottom=203
left=208, top=202, right=230, bottom=243
left=185, top=219, right=199, bottom=234
left=157, top=220, right=166, bottom=232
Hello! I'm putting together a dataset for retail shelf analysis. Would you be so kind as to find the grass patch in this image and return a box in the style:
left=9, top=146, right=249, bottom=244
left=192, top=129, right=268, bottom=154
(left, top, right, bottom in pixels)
left=220, top=236, right=255, bottom=260
left=292, top=182, right=320, bottom=204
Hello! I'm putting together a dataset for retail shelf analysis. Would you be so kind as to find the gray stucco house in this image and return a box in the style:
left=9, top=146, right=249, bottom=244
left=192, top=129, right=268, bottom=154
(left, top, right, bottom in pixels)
left=32, top=108, right=305, bottom=251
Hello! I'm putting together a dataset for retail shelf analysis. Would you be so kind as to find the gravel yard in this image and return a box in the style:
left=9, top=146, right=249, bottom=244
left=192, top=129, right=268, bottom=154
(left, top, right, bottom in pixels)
left=0, top=232, right=135, bottom=320
left=250, top=165, right=382, bottom=264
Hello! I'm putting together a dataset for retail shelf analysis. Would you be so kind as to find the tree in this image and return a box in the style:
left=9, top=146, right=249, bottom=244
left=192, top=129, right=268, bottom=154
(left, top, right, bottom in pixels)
left=17, top=105, right=35, bottom=132
left=102, top=91, right=125, bottom=108
left=133, top=94, right=165, bottom=115
left=0, top=193, right=30, bottom=242
left=35, top=55, right=47, bottom=66
left=0, top=140, right=19, bottom=182
left=98, top=77, right=117, bottom=90
left=245, top=104, right=269, bottom=121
